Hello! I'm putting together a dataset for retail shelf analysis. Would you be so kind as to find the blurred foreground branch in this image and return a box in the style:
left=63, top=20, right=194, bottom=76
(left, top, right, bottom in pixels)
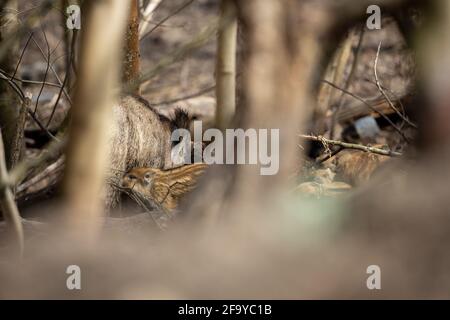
left=215, top=0, right=237, bottom=129
left=0, top=131, right=23, bottom=257
left=62, top=0, right=130, bottom=237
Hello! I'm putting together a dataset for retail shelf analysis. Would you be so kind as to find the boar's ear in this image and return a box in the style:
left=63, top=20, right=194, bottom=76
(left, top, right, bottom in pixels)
left=172, top=108, right=191, bottom=130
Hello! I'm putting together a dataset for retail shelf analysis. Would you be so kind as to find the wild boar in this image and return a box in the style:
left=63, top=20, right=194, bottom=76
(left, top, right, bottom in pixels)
left=105, top=94, right=190, bottom=209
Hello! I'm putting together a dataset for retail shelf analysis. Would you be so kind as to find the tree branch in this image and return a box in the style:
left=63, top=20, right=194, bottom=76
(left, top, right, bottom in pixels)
left=299, top=134, right=402, bottom=157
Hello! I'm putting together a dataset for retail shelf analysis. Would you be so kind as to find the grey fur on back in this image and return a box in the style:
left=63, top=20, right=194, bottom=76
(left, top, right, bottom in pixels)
left=106, top=95, right=178, bottom=209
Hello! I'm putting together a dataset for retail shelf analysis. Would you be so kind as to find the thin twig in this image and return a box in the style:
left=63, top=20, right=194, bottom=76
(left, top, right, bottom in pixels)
left=0, top=0, right=54, bottom=62
left=46, top=38, right=73, bottom=128
left=128, top=19, right=218, bottom=92
left=0, top=69, right=62, bottom=88
left=0, top=71, right=58, bottom=141
left=0, top=71, right=25, bottom=100
left=10, top=32, right=34, bottom=81
left=299, top=134, right=402, bottom=157
left=151, top=84, right=215, bottom=105
left=321, top=79, right=410, bottom=142
left=140, top=0, right=194, bottom=41
left=138, top=0, right=164, bottom=37
left=29, top=32, right=73, bottom=106
left=374, top=41, right=417, bottom=129
left=330, top=25, right=365, bottom=139
left=33, top=27, right=51, bottom=115
left=69, top=30, right=78, bottom=82
left=45, top=74, right=67, bottom=128
left=316, top=146, right=344, bottom=163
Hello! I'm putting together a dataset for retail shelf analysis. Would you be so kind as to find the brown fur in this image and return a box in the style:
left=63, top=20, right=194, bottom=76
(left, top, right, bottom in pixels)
left=334, top=149, right=389, bottom=185
left=121, top=163, right=208, bottom=211
left=106, top=95, right=190, bottom=209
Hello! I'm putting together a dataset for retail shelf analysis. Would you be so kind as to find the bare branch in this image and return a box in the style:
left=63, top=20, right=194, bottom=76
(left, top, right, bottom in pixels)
left=151, top=84, right=215, bottom=105
left=299, top=134, right=402, bottom=157
left=321, top=79, right=411, bottom=142
left=138, top=0, right=163, bottom=38
left=140, top=0, right=194, bottom=41
left=374, top=41, right=417, bottom=129
left=10, top=31, right=33, bottom=81
left=33, top=28, right=51, bottom=115
left=129, top=19, right=218, bottom=92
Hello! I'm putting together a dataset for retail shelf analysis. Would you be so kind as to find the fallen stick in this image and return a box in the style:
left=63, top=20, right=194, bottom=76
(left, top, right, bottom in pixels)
left=299, top=134, right=402, bottom=157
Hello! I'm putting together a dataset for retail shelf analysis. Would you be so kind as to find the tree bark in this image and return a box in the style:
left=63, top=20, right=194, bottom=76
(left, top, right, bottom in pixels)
left=122, top=0, right=140, bottom=94
left=0, top=0, right=22, bottom=170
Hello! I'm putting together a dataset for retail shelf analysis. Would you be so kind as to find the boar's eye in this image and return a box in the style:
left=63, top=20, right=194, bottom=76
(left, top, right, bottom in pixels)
left=127, top=174, right=137, bottom=180
left=144, top=173, right=152, bottom=180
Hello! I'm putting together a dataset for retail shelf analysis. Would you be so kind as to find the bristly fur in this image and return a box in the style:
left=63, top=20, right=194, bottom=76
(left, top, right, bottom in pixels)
left=172, top=108, right=191, bottom=130
left=158, top=108, right=191, bottom=132
left=106, top=95, right=188, bottom=209
left=121, top=163, right=208, bottom=211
